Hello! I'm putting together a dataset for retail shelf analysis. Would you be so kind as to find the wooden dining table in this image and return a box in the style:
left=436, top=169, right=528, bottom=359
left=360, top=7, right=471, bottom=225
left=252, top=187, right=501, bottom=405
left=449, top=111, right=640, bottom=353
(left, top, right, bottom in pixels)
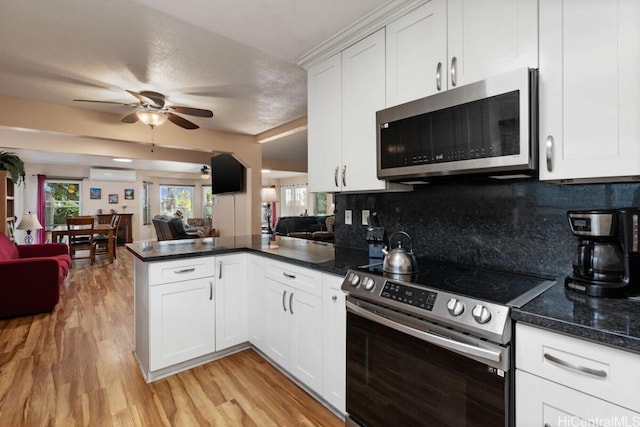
left=51, top=223, right=115, bottom=263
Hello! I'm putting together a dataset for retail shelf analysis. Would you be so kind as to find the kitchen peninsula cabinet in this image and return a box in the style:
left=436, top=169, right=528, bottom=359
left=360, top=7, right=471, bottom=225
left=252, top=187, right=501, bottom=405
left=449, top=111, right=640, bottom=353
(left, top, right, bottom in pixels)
left=248, top=254, right=267, bottom=353
left=307, top=29, right=409, bottom=193
left=515, top=323, right=640, bottom=425
left=135, top=256, right=216, bottom=380
left=385, top=0, right=538, bottom=107
left=214, top=253, right=248, bottom=351
left=539, top=0, right=640, bottom=182
left=263, top=259, right=323, bottom=395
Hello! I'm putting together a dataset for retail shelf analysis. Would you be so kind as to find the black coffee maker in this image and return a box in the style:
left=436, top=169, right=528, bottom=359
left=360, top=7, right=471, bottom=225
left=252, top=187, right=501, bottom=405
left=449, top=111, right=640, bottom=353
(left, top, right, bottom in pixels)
left=565, top=208, right=640, bottom=297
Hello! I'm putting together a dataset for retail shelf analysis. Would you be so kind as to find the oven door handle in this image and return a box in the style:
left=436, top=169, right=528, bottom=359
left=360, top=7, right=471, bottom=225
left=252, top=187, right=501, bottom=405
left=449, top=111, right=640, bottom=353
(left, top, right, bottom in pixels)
left=347, top=301, right=503, bottom=364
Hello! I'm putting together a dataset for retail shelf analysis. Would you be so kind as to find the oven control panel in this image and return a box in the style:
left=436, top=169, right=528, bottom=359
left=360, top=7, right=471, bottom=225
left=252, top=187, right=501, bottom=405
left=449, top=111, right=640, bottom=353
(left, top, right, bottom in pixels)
left=381, top=282, right=437, bottom=311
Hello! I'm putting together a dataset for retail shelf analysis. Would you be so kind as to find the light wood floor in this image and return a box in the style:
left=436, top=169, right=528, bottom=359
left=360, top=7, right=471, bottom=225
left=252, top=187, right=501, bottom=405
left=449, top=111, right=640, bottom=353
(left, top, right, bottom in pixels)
left=0, top=248, right=343, bottom=427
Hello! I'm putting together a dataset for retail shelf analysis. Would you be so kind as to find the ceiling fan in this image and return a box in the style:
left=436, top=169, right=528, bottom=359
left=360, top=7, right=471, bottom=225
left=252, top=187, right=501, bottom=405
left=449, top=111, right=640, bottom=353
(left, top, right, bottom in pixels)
left=74, top=90, right=213, bottom=130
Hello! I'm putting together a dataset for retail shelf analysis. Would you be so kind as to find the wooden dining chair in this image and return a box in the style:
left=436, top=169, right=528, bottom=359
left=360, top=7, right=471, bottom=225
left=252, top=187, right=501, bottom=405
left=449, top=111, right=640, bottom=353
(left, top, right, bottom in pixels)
left=94, top=214, right=119, bottom=259
left=66, top=216, right=95, bottom=264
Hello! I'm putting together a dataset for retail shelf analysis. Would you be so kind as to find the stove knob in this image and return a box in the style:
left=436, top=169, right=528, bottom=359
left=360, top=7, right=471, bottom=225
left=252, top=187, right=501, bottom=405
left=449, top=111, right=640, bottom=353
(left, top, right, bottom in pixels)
left=446, top=298, right=465, bottom=316
left=363, top=277, right=375, bottom=291
left=472, top=305, right=492, bottom=324
left=349, top=273, right=360, bottom=287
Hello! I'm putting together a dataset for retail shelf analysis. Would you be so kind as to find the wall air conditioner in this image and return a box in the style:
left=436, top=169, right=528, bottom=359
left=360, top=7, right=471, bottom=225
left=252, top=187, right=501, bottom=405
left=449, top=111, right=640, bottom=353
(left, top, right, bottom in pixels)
left=89, top=168, right=136, bottom=182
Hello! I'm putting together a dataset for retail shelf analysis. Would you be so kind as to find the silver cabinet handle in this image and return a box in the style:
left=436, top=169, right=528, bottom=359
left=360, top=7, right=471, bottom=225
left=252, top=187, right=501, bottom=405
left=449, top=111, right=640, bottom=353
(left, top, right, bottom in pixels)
left=450, top=56, right=457, bottom=87
left=546, top=135, right=554, bottom=172
left=334, top=166, right=339, bottom=188
left=543, top=353, right=607, bottom=379
left=342, top=165, right=347, bottom=187
left=218, top=261, right=222, bottom=279
left=282, top=290, right=287, bottom=312
left=289, top=292, right=294, bottom=315
left=174, top=267, right=195, bottom=274
left=209, top=281, right=213, bottom=300
left=283, top=272, right=296, bottom=279
left=436, top=62, right=442, bottom=91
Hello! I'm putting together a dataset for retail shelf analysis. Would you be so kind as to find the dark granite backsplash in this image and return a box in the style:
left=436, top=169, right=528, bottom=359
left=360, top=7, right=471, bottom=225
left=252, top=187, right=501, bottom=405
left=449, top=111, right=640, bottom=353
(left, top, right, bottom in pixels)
left=333, top=179, right=640, bottom=277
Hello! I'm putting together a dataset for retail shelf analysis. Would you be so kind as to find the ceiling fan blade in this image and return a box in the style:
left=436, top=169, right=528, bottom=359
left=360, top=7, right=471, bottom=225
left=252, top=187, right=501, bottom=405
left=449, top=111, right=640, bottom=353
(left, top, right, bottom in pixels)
left=126, top=90, right=163, bottom=108
left=168, top=106, right=213, bottom=118
left=73, top=99, right=133, bottom=106
left=121, top=112, right=139, bottom=123
left=167, top=112, right=199, bottom=130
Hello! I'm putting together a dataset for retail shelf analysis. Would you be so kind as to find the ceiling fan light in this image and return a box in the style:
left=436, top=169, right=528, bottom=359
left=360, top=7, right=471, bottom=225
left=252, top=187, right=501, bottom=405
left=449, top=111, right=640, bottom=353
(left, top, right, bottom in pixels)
left=200, top=165, right=210, bottom=179
left=136, top=110, right=168, bottom=128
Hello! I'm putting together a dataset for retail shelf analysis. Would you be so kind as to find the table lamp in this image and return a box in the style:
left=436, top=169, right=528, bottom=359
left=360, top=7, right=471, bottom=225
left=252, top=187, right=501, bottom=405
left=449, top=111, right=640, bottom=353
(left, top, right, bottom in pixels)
left=16, top=211, right=43, bottom=244
left=261, top=187, right=278, bottom=235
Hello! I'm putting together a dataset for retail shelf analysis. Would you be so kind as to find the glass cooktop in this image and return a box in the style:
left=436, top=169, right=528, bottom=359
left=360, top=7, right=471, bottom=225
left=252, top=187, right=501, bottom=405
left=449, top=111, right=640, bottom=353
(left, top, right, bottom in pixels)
left=355, top=258, right=556, bottom=307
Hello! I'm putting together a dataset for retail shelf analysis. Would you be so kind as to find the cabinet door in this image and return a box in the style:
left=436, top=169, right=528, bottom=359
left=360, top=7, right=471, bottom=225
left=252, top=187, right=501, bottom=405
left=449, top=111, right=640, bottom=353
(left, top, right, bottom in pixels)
left=341, top=28, right=387, bottom=193
left=289, top=289, right=323, bottom=394
left=308, top=53, right=343, bottom=193
left=447, top=0, right=538, bottom=88
left=516, top=370, right=639, bottom=426
left=386, top=0, right=447, bottom=106
left=264, top=278, right=290, bottom=368
left=149, top=277, right=215, bottom=371
left=247, top=255, right=266, bottom=352
left=214, top=254, right=248, bottom=351
left=539, top=0, right=640, bottom=181
left=322, top=274, right=346, bottom=413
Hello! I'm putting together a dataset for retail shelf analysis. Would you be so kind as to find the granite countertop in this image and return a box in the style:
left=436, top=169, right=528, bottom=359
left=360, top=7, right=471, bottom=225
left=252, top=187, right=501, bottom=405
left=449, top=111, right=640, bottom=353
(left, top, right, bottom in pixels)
left=126, top=234, right=371, bottom=277
left=513, top=279, right=640, bottom=354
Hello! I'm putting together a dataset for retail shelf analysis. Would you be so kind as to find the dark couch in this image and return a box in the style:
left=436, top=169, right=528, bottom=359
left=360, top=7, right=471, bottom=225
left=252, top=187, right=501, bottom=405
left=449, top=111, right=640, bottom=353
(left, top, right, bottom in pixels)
left=274, top=215, right=334, bottom=242
left=152, top=215, right=201, bottom=241
left=0, top=233, right=71, bottom=317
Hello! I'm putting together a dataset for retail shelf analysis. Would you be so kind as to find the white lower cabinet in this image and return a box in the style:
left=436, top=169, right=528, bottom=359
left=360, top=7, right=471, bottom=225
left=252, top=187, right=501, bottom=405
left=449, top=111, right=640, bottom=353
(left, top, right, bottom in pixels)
left=247, top=254, right=267, bottom=353
left=134, top=256, right=216, bottom=377
left=149, top=276, right=215, bottom=371
left=322, top=274, right=346, bottom=414
left=263, top=260, right=323, bottom=395
left=214, top=253, right=248, bottom=351
left=515, top=323, right=640, bottom=426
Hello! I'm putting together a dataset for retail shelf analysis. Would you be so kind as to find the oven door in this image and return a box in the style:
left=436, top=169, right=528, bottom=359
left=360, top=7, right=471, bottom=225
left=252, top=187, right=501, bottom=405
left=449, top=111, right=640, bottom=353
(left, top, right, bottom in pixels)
left=346, top=299, right=512, bottom=427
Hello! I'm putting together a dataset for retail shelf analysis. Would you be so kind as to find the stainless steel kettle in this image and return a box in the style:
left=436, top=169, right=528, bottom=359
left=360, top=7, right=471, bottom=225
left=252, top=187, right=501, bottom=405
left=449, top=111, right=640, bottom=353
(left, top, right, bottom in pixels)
left=381, top=231, right=417, bottom=274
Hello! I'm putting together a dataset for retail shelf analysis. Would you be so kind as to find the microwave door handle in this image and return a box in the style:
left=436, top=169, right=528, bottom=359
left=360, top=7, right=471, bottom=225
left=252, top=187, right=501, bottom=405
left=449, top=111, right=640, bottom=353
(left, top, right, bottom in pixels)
left=346, top=301, right=503, bottom=364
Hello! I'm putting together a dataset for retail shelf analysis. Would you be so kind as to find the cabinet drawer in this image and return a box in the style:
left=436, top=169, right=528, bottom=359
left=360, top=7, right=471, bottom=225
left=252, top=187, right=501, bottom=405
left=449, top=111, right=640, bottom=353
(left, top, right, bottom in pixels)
left=264, top=260, right=322, bottom=296
left=149, top=257, right=215, bottom=285
left=516, top=323, right=640, bottom=412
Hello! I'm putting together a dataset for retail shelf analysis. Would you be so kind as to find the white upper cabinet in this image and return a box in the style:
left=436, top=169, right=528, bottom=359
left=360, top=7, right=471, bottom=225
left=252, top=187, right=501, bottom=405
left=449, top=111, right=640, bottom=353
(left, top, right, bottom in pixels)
left=308, top=54, right=343, bottom=193
left=308, top=29, right=408, bottom=193
left=539, top=0, right=640, bottom=182
left=386, top=0, right=538, bottom=108
left=447, top=0, right=538, bottom=89
left=386, top=0, right=448, bottom=106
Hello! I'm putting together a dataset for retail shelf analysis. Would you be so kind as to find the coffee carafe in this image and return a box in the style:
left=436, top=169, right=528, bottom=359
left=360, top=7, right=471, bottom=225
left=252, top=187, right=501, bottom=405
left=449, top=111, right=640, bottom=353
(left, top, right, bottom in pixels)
left=565, top=208, right=640, bottom=297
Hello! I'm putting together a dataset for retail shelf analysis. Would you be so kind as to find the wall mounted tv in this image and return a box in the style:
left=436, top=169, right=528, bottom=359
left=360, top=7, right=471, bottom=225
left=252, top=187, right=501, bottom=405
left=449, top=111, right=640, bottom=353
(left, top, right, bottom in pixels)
left=211, top=154, right=245, bottom=194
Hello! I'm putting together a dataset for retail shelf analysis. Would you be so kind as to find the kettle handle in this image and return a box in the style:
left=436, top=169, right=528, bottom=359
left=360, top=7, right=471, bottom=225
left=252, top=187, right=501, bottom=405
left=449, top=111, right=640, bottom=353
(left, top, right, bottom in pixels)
left=389, top=231, right=413, bottom=251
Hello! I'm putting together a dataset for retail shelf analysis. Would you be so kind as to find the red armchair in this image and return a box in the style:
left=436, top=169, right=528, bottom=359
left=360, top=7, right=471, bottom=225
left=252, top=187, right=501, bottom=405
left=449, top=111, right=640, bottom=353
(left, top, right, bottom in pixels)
left=0, top=233, right=71, bottom=318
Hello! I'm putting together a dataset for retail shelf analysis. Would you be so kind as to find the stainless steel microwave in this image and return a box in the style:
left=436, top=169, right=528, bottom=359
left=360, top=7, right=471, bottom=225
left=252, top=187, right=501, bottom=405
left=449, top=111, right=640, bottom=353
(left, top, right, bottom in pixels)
left=376, top=68, right=538, bottom=182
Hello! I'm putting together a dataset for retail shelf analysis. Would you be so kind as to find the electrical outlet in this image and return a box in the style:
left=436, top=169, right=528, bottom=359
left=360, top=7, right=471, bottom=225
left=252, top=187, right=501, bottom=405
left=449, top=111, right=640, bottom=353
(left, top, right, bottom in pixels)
left=362, top=210, right=370, bottom=225
left=345, top=210, right=352, bottom=225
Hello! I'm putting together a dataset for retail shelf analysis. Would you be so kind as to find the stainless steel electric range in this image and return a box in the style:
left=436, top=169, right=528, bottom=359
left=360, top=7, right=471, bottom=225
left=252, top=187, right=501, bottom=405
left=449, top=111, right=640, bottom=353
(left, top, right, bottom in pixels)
left=341, top=258, right=556, bottom=427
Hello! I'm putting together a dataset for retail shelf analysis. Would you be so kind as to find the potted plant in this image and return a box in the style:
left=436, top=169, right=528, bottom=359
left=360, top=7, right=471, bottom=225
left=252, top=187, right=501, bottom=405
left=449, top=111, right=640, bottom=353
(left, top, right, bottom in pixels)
left=0, top=151, right=25, bottom=186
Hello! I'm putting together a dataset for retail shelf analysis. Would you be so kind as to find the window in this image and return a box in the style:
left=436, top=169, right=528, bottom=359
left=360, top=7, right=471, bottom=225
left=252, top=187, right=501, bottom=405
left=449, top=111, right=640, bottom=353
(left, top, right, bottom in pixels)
left=280, top=186, right=307, bottom=217
left=142, top=182, right=151, bottom=225
left=45, top=179, right=82, bottom=229
left=203, top=185, right=213, bottom=219
left=159, top=185, right=194, bottom=218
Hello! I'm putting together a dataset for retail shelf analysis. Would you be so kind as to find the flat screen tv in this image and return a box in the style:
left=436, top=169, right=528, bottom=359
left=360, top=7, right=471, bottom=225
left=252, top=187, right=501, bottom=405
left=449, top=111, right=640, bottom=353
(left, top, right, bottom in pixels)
left=211, top=154, right=245, bottom=194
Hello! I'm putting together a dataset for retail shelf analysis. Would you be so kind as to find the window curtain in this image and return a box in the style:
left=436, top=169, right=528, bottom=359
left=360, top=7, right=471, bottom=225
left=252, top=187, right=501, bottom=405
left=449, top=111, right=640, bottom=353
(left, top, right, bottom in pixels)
left=36, top=174, right=46, bottom=243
